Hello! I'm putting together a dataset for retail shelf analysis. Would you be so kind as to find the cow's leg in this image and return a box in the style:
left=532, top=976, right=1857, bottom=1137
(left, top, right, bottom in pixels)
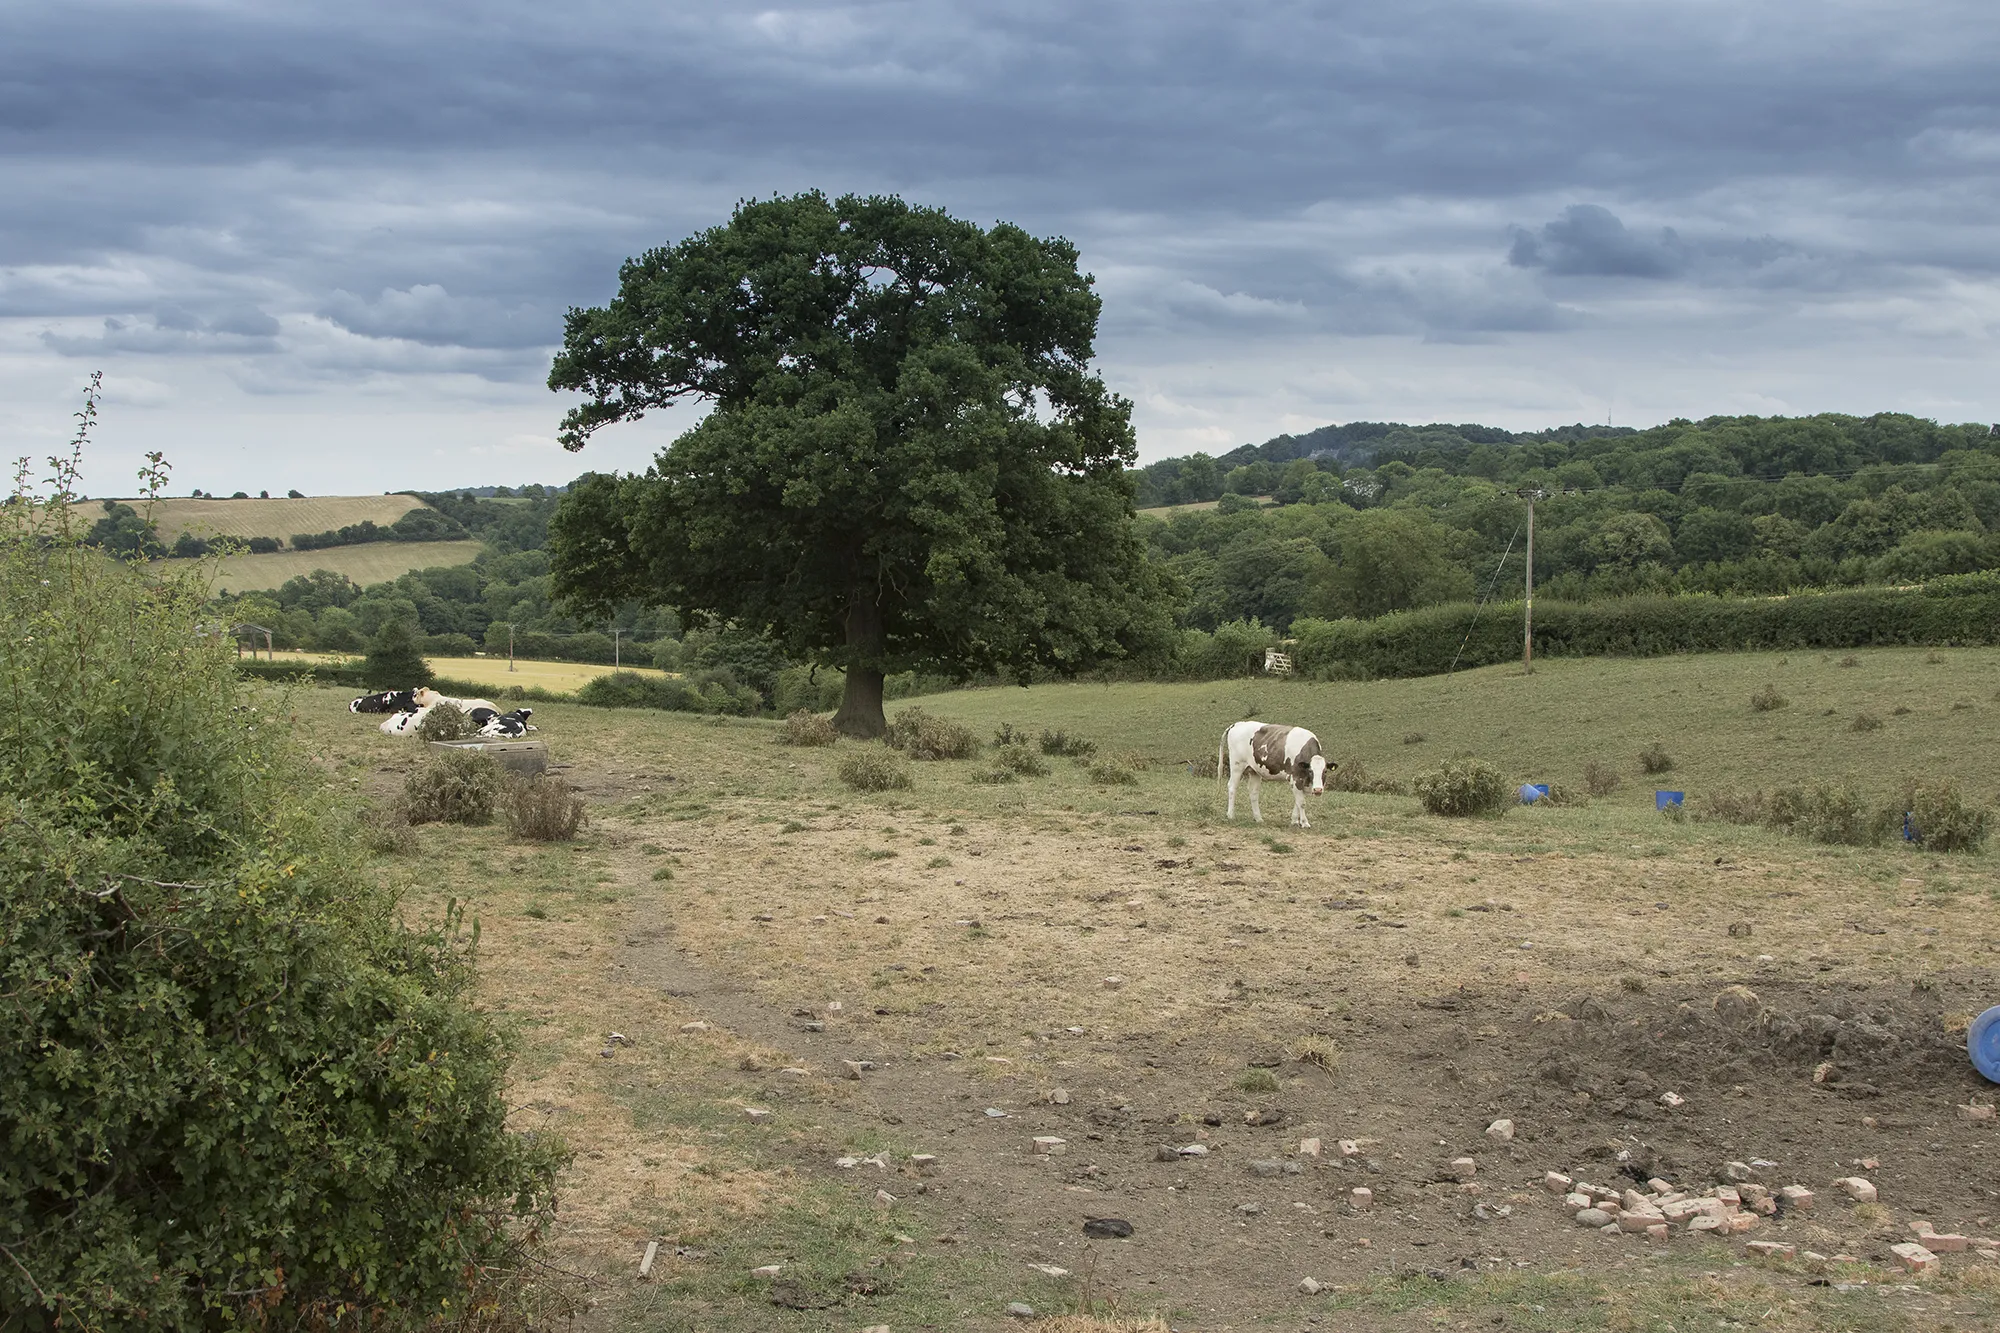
left=1248, top=774, right=1263, bottom=823
left=1226, top=763, right=1240, bottom=820
left=1292, top=782, right=1310, bottom=830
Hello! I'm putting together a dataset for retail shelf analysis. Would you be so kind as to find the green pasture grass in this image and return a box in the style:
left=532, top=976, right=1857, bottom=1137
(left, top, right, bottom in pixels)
left=913, top=647, right=2000, bottom=808
left=200, top=538, right=487, bottom=592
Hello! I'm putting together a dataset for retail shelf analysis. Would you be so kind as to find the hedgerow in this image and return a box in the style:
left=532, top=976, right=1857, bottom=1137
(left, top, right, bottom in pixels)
left=1, top=408, right=564, bottom=1328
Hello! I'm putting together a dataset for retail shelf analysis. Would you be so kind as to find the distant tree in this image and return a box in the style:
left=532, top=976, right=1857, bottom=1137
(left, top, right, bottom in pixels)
left=361, top=618, right=433, bottom=689
left=286, top=488, right=305, bottom=499
left=1585, top=512, right=1674, bottom=571
left=546, top=191, right=1173, bottom=736
left=1309, top=510, right=1472, bottom=619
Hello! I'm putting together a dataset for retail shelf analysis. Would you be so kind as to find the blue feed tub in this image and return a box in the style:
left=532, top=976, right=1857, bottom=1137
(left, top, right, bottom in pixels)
left=1655, top=790, right=1685, bottom=809
left=1971, top=1006, right=2000, bottom=1085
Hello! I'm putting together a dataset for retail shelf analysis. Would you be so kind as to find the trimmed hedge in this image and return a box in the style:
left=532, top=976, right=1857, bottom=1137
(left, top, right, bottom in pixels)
left=1289, top=579, right=2000, bottom=681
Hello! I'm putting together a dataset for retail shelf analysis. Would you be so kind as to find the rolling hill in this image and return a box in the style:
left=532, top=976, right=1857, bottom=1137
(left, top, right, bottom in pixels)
left=139, top=494, right=428, bottom=544
left=206, top=540, right=488, bottom=593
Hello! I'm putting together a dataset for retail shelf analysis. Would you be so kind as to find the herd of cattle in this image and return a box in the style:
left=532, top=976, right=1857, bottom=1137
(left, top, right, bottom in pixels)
left=349, top=686, right=537, bottom=738
left=342, top=696, right=1322, bottom=824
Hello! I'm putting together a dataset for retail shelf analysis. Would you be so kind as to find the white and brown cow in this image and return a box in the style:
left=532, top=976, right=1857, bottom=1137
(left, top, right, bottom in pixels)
left=1219, top=720, right=1331, bottom=828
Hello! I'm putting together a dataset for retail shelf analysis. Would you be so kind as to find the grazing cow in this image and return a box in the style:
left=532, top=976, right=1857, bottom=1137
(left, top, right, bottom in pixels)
left=1219, top=720, right=1331, bottom=828
left=349, top=689, right=418, bottom=714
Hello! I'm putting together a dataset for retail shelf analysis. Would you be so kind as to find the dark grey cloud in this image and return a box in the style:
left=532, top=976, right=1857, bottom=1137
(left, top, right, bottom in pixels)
left=0, top=1, right=1996, bottom=490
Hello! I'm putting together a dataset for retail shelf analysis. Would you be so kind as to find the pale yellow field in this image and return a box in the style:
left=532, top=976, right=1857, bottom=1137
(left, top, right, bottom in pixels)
left=262, top=650, right=669, bottom=693
left=204, top=540, right=487, bottom=593
left=136, top=494, right=427, bottom=543
left=1136, top=493, right=1272, bottom=516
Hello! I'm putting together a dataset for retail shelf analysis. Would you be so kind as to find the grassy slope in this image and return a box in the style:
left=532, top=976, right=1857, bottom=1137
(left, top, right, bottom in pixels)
left=141, top=494, right=427, bottom=543
left=913, top=645, right=2000, bottom=802
left=207, top=539, right=487, bottom=593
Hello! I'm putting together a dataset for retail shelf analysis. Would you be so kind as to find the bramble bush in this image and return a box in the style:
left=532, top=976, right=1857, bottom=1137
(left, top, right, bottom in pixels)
left=413, top=699, right=472, bottom=741
left=504, top=775, right=589, bottom=842
left=404, top=748, right=503, bottom=825
left=1897, top=777, right=1989, bottom=853
left=838, top=750, right=913, bottom=792
left=781, top=709, right=839, bottom=746
left=0, top=402, right=564, bottom=1328
left=1413, top=757, right=1509, bottom=817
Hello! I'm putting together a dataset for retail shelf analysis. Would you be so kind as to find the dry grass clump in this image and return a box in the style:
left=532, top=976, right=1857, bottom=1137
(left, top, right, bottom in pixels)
left=359, top=806, right=420, bottom=854
left=1838, top=654, right=1860, bottom=668
left=1851, top=711, right=1883, bottom=732
left=504, top=775, right=588, bottom=841
left=1639, top=743, right=1675, bottom=775
left=1750, top=684, right=1788, bottom=712
left=780, top=709, right=838, bottom=747
left=1537, top=780, right=1589, bottom=808
left=1039, top=728, right=1097, bottom=758
left=1087, top=759, right=1138, bottom=786
left=404, top=748, right=502, bottom=825
left=884, top=707, right=977, bottom=760
left=969, top=767, right=1017, bottom=785
left=1291, top=1034, right=1341, bottom=1072
left=1327, top=759, right=1407, bottom=795
left=839, top=750, right=913, bottom=792
left=1582, top=759, right=1622, bottom=796
left=1692, top=789, right=1766, bottom=825
left=414, top=701, right=472, bottom=742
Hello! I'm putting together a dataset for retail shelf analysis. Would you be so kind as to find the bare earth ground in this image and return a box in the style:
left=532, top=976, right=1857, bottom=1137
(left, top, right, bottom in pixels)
left=304, top=674, right=2000, bottom=1333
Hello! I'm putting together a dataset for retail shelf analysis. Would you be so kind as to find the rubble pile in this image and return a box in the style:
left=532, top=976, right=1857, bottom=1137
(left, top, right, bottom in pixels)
left=1544, top=1165, right=1805, bottom=1244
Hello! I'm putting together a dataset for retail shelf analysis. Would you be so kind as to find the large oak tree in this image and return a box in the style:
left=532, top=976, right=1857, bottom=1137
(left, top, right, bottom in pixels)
left=546, top=192, right=1171, bottom=736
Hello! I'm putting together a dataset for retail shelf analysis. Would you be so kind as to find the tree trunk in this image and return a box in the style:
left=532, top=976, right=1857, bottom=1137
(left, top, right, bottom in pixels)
left=830, top=593, right=887, bottom=738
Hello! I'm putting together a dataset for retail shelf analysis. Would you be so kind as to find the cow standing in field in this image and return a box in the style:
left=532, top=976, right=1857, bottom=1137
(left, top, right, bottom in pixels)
left=1219, top=720, right=1331, bottom=828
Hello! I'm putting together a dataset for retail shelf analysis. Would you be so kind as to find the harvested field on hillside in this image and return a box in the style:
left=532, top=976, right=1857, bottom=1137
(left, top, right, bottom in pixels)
left=204, top=539, right=485, bottom=592
left=301, top=657, right=2000, bottom=1333
left=138, top=493, right=427, bottom=543
left=266, top=650, right=669, bottom=693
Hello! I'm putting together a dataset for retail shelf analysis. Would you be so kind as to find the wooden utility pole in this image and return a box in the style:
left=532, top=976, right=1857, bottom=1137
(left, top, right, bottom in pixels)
left=508, top=623, right=516, bottom=673
left=1522, top=491, right=1538, bottom=673
left=612, top=627, right=622, bottom=668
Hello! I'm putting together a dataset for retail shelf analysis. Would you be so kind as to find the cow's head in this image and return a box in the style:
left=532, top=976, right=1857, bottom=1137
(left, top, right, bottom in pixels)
left=412, top=686, right=442, bottom=708
left=1295, top=740, right=1328, bottom=796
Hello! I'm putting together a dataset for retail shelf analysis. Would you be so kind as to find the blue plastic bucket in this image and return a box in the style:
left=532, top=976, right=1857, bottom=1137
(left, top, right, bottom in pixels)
left=1971, top=1006, right=2000, bottom=1084
left=1655, top=791, right=1685, bottom=809
left=1519, top=784, right=1548, bottom=804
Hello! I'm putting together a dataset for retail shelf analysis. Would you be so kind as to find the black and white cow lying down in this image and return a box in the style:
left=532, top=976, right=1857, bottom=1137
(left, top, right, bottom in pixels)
left=352, top=687, right=536, bottom=738
left=1219, top=720, right=1332, bottom=829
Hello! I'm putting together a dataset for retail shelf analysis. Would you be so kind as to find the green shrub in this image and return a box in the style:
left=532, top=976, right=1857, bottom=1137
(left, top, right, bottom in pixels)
left=1766, top=782, right=1883, bottom=845
left=0, top=437, right=561, bottom=1327
left=969, top=767, right=1018, bottom=785
left=1039, top=728, right=1097, bottom=758
left=781, top=709, right=839, bottom=747
left=575, top=668, right=758, bottom=715
left=1897, top=777, right=1989, bottom=853
left=884, top=707, right=977, bottom=760
left=992, top=722, right=1029, bottom=747
left=1235, top=1068, right=1281, bottom=1094
left=504, top=775, right=589, bottom=841
left=839, top=750, right=913, bottom=792
left=1413, top=757, right=1509, bottom=817
left=993, top=744, right=1050, bottom=777
left=413, top=699, right=472, bottom=741
left=1750, top=683, right=1788, bottom=712
left=405, top=748, right=503, bottom=825
left=1087, top=759, right=1139, bottom=786
left=1639, top=743, right=1675, bottom=775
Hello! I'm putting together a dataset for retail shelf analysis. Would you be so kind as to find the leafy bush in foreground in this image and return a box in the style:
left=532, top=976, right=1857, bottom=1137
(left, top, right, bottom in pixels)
left=1413, top=757, right=1509, bottom=817
left=0, top=427, right=562, bottom=1327
left=504, top=774, right=590, bottom=841
left=413, top=699, right=472, bottom=741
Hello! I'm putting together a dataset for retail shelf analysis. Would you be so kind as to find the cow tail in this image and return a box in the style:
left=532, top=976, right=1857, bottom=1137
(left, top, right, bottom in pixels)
left=1217, top=728, right=1227, bottom=795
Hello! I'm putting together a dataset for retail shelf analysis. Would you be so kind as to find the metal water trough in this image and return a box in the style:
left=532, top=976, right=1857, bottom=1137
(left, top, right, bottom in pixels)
left=429, top=738, right=547, bottom=777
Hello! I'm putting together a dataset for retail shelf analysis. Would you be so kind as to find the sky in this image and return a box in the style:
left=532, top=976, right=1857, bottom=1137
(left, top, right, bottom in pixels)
left=2, top=0, right=1997, bottom=497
